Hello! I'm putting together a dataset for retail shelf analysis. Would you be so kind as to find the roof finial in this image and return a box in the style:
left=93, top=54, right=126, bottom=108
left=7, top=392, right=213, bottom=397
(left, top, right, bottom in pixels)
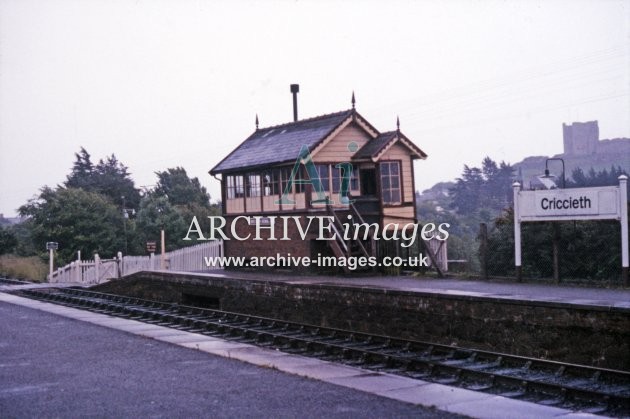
left=396, top=115, right=400, bottom=132
left=351, top=91, right=356, bottom=109
left=255, top=114, right=259, bottom=130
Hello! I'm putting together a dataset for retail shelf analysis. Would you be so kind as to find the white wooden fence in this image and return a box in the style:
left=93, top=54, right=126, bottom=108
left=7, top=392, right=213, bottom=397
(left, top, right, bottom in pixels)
left=47, top=254, right=119, bottom=285
left=168, top=241, right=223, bottom=271
left=426, top=237, right=448, bottom=272
left=49, top=241, right=224, bottom=284
left=48, top=237, right=447, bottom=284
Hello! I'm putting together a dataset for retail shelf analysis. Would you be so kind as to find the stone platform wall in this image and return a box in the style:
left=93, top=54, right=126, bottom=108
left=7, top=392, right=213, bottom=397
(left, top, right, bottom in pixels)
left=94, top=272, right=630, bottom=371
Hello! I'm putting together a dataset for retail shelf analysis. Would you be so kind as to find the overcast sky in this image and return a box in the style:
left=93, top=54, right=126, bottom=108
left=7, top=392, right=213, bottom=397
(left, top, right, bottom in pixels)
left=1, top=0, right=628, bottom=217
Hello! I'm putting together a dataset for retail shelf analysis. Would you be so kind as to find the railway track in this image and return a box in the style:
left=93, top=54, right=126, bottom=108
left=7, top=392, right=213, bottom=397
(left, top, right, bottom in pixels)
left=16, top=287, right=630, bottom=416
left=0, top=277, right=31, bottom=285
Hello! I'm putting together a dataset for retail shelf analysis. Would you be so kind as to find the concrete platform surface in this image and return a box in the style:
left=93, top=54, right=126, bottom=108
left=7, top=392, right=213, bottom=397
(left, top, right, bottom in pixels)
left=0, top=281, right=82, bottom=292
left=0, top=296, right=455, bottom=419
left=0, top=291, right=606, bottom=419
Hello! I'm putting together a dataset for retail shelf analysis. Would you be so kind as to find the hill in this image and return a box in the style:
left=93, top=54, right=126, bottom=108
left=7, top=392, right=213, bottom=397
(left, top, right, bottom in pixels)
left=514, top=137, right=629, bottom=188
left=419, top=121, right=629, bottom=199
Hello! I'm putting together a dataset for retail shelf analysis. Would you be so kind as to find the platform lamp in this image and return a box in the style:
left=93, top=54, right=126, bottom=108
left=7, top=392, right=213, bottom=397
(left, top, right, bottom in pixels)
left=543, top=158, right=565, bottom=284
left=544, top=158, right=565, bottom=189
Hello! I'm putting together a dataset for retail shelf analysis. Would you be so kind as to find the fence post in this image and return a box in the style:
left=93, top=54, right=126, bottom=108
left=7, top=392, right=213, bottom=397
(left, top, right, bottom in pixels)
left=70, top=261, right=76, bottom=283
left=117, top=251, right=123, bottom=279
left=94, top=254, right=100, bottom=284
left=75, top=251, right=81, bottom=283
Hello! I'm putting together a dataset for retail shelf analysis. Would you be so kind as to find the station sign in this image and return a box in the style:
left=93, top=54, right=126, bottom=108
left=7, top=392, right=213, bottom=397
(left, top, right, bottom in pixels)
left=46, top=242, right=59, bottom=250
left=146, top=241, right=157, bottom=253
left=517, top=186, right=620, bottom=221
left=249, top=216, right=271, bottom=226
left=513, top=176, right=628, bottom=283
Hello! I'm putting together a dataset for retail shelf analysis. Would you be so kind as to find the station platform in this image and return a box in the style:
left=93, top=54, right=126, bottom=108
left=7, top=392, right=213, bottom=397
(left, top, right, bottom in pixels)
left=178, top=270, right=630, bottom=311
left=0, top=291, right=601, bottom=418
left=6, top=271, right=628, bottom=310
left=0, top=281, right=81, bottom=293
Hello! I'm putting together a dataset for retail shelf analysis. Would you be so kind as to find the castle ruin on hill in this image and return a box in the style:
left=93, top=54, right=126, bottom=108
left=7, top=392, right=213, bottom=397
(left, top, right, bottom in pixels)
left=563, top=120, right=629, bottom=157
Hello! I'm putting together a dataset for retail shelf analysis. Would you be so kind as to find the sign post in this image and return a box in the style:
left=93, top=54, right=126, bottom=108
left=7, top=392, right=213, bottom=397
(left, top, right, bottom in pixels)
left=46, top=242, right=59, bottom=279
left=512, top=182, right=522, bottom=281
left=146, top=241, right=157, bottom=253
left=146, top=241, right=157, bottom=270
left=513, top=175, right=628, bottom=284
left=620, top=175, right=628, bottom=285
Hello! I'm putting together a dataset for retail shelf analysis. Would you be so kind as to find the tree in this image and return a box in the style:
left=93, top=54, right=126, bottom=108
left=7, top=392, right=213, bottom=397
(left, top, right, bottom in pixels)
left=154, top=167, right=211, bottom=208
left=450, top=157, right=514, bottom=216
left=568, top=165, right=628, bottom=192
left=482, top=158, right=514, bottom=210
left=152, top=167, right=221, bottom=233
left=65, top=147, right=95, bottom=190
left=135, top=195, right=188, bottom=252
left=0, top=227, right=17, bottom=255
left=19, top=187, right=125, bottom=264
left=0, top=214, right=13, bottom=227
left=65, top=148, right=141, bottom=209
left=9, top=221, right=38, bottom=257
left=94, top=154, right=141, bottom=209
left=450, top=165, right=484, bottom=215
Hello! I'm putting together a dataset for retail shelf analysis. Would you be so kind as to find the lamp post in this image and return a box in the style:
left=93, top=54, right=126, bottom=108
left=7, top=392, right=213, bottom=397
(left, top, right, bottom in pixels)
left=121, top=196, right=136, bottom=254
left=544, top=158, right=565, bottom=188
left=543, top=158, right=565, bottom=283
left=121, top=196, right=136, bottom=255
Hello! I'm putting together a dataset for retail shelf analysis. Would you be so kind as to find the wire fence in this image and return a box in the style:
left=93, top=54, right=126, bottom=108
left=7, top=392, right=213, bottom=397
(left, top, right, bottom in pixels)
left=477, top=217, right=625, bottom=284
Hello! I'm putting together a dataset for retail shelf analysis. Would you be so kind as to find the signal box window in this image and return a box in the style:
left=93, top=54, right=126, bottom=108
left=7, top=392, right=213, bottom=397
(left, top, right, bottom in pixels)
left=380, top=161, right=401, bottom=204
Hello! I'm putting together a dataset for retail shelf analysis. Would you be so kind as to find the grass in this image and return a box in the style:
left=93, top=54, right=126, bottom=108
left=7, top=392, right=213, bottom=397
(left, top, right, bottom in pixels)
left=0, top=254, right=48, bottom=282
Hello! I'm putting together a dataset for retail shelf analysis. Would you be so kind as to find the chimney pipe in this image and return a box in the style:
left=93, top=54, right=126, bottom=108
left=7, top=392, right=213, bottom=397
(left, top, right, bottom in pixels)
left=290, top=84, right=299, bottom=122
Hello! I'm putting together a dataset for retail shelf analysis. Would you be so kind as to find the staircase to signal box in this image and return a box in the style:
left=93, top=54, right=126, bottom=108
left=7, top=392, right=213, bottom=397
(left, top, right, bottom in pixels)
left=325, top=199, right=378, bottom=273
